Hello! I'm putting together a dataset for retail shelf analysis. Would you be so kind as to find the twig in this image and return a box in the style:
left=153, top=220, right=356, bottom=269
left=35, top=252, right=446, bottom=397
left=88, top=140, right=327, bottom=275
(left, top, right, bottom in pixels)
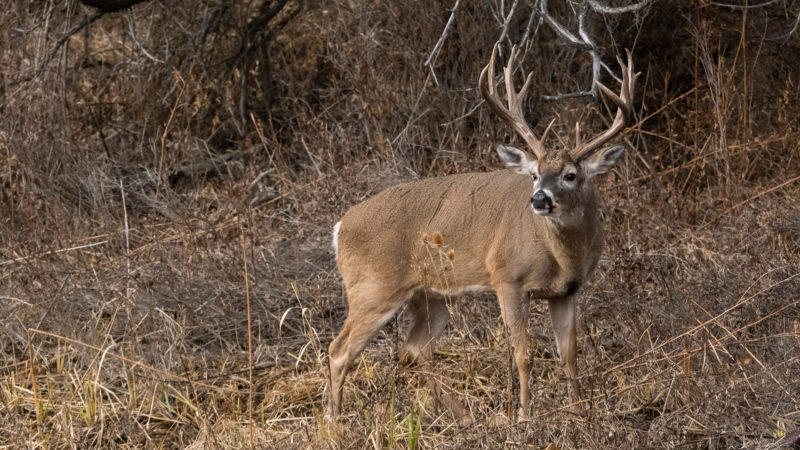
left=0, top=240, right=108, bottom=267
left=27, top=330, right=40, bottom=425
left=125, top=10, right=163, bottom=63
left=157, top=70, right=187, bottom=196
left=424, top=0, right=461, bottom=87
left=0, top=296, right=32, bottom=306
left=576, top=1, right=600, bottom=98
left=37, top=10, right=106, bottom=74
left=600, top=59, right=622, bottom=83
left=543, top=90, right=595, bottom=101
left=440, top=99, right=485, bottom=127
left=767, top=9, right=800, bottom=41
left=716, top=174, right=800, bottom=219
left=239, top=223, right=254, bottom=450
left=497, top=0, right=520, bottom=52
left=248, top=169, right=278, bottom=206
left=517, top=4, right=541, bottom=51
left=120, top=180, right=131, bottom=298
left=301, top=138, right=321, bottom=176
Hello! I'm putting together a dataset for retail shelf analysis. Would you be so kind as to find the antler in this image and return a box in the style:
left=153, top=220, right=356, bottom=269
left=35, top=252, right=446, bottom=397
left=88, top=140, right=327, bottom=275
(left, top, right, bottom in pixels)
left=479, top=43, right=549, bottom=160
left=570, top=49, right=638, bottom=161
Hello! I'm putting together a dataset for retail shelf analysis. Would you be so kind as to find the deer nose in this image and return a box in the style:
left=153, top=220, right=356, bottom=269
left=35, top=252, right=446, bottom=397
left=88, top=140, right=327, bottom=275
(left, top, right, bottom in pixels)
left=531, top=191, right=552, bottom=211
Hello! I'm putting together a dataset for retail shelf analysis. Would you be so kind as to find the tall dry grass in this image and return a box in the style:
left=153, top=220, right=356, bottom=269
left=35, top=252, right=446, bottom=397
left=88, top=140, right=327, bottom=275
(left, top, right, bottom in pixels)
left=1, top=0, right=799, bottom=448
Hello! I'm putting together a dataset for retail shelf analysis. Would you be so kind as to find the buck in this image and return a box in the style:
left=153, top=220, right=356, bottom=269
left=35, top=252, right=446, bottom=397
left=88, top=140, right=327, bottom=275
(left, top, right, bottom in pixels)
left=327, top=44, right=637, bottom=417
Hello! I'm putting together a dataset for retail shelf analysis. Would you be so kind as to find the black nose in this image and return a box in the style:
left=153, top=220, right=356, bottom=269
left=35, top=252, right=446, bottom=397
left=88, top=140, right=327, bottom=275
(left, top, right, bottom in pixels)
left=531, top=191, right=551, bottom=210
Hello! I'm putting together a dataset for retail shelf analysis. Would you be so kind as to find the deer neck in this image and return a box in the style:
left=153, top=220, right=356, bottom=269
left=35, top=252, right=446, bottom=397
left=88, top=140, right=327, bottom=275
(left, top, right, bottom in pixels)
left=540, top=187, right=603, bottom=281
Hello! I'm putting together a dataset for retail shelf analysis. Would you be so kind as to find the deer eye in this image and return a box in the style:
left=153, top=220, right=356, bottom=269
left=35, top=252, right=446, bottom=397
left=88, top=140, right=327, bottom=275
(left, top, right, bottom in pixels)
left=532, top=174, right=539, bottom=181
left=564, top=173, right=577, bottom=182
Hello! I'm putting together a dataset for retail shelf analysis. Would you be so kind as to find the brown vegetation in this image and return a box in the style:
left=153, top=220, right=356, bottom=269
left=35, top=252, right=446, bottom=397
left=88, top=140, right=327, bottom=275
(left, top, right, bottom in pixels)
left=1, top=0, right=798, bottom=448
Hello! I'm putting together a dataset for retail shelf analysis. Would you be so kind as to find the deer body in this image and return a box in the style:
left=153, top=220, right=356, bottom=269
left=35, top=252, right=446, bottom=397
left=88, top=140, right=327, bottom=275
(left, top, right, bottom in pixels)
left=335, top=171, right=603, bottom=299
left=327, top=44, right=637, bottom=417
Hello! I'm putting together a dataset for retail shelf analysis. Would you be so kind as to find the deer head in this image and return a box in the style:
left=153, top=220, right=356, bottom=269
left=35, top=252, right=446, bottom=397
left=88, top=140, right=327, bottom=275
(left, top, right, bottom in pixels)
left=479, top=43, right=637, bottom=221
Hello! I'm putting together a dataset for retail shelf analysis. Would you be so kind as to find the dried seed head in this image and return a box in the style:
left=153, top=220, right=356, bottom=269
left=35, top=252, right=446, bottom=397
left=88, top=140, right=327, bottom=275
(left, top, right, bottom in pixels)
left=421, top=233, right=429, bottom=244
left=433, top=233, right=443, bottom=247
left=447, top=250, right=455, bottom=261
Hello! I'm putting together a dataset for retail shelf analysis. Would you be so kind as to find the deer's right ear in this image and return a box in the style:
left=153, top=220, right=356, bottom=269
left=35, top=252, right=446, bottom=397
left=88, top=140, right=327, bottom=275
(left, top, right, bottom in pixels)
left=497, top=145, right=537, bottom=175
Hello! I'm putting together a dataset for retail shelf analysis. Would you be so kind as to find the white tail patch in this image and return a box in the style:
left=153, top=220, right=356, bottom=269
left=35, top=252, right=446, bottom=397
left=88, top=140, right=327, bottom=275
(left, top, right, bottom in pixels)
left=332, top=221, right=341, bottom=258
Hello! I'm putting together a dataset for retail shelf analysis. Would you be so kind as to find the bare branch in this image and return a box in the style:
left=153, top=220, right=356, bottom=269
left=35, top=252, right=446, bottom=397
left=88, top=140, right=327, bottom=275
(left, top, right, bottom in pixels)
left=516, top=4, right=542, bottom=50
left=536, top=0, right=591, bottom=49
left=125, top=11, right=163, bottom=63
left=249, top=170, right=278, bottom=207
left=767, top=9, right=800, bottom=40
left=709, top=0, right=779, bottom=9
left=576, top=2, right=600, bottom=98
left=497, top=0, right=520, bottom=55
left=37, top=11, right=106, bottom=73
left=537, top=0, right=600, bottom=99
left=600, top=59, right=623, bottom=83
left=535, top=0, right=644, bottom=100
left=586, top=0, right=655, bottom=14
left=542, top=90, right=595, bottom=100
left=424, top=0, right=461, bottom=87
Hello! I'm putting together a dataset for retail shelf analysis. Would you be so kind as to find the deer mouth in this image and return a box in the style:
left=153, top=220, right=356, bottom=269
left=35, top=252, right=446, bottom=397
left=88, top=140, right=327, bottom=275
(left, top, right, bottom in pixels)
left=532, top=204, right=554, bottom=215
left=531, top=191, right=554, bottom=215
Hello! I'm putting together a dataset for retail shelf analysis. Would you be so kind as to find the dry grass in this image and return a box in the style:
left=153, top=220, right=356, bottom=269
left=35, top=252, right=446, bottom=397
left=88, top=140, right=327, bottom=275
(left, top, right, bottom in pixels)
left=1, top=1, right=799, bottom=448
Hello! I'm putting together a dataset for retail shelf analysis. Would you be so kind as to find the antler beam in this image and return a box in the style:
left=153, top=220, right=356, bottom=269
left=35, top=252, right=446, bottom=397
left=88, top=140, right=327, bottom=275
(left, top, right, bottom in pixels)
left=479, top=43, right=547, bottom=160
left=570, top=50, right=638, bottom=161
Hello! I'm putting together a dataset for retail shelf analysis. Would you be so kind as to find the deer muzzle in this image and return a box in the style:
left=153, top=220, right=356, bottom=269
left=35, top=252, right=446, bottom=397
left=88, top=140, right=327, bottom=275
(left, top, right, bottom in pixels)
left=531, top=190, right=553, bottom=215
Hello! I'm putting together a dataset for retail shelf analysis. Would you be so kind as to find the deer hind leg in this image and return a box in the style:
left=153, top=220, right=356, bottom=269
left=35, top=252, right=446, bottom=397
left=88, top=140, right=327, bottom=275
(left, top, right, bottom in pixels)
left=547, top=296, right=580, bottom=406
left=496, top=284, right=532, bottom=418
left=399, top=290, right=471, bottom=420
left=399, top=290, right=449, bottom=366
left=327, top=283, right=410, bottom=416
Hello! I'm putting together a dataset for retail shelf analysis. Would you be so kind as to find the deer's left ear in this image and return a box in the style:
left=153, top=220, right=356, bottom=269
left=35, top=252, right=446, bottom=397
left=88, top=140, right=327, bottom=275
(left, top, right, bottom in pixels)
left=580, top=145, right=625, bottom=177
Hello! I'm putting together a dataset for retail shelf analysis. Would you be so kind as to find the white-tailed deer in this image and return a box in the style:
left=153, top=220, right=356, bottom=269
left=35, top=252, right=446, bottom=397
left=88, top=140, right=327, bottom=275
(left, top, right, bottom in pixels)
left=327, top=44, right=637, bottom=417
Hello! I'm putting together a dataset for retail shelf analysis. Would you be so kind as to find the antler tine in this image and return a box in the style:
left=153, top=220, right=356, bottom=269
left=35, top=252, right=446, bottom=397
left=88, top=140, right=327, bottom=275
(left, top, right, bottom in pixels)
left=570, top=49, right=639, bottom=161
left=479, top=43, right=546, bottom=160
left=542, top=118, right=556, bottom=144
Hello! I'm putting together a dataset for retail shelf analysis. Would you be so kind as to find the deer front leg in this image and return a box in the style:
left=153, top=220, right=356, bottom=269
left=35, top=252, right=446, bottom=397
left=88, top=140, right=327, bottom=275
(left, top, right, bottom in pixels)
left=547, top=295, right=580, bottom=407
left=495, top=283, right=531, bottom=419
